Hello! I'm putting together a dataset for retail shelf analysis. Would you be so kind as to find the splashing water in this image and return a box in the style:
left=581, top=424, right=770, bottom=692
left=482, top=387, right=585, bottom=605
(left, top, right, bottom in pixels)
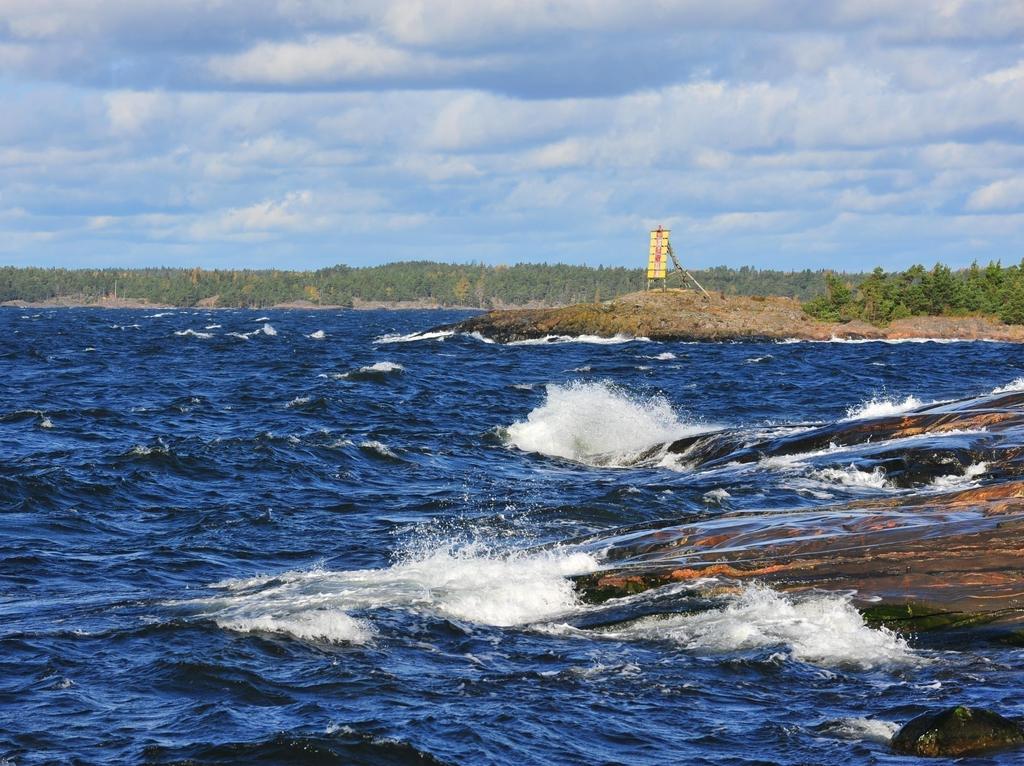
left=504, top=381, right=713, bottom=466
left=843, top=394, right=924, bottom=420
left=192, top=544, right=599, bottom=643
left=599, top=585, right=919, bottom=669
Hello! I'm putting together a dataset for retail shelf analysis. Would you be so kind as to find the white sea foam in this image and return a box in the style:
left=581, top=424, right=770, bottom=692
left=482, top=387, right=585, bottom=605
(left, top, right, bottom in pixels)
left=359, top=439, right=400, bottom=459
left=703, top=488, right=731, bottom=503
left=197, top=545, right=598, bottom=644
left=600, top=585, right=918, bottom=669
left=374, top=330, right=454, bottom=343
left=255, top=316, right=270, bottom=321
left=339, top=362, right=405, bottom=380
left=309, top=329, right=326, bottom=339
left=812, top=464, right=891, bottom=489
left=40, top=416, right=54, bottom=429
left=652, top=352, right=677, bottom=360
left=820, top=717, right=899, bottom=744
left=930, top=461, right=988, bottom=489
left=205, top=324, right=221, bottom=330
left=146, top=312, right=173, bottom=318
left=507, top=333, right=649, bottom=346
left=174, top=329, right=213, bottom=339
left=992, top=377, right=1024, bottom=394
left=261, top=323, right=277, bottom=336
left=466, top=331, right=495, bottom=344
left=286, top=396, right=311, bottom=408
left=218, top=611, right=373, bottom=645
left=781, top=336, right=995, bottom=345
left=843, top=395, right=924, bottom=421
left=503, top=381, right=713, bottom=466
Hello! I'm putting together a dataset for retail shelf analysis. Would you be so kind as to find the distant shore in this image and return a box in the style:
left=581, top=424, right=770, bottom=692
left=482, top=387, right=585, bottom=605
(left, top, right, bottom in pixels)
left=444, top=289, right=1024, bottom=343
left=0, top=297, right=491, bottom=312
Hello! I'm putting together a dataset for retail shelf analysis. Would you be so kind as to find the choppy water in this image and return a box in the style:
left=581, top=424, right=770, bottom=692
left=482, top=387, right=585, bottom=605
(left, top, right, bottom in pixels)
left=3, top=308, right=1024, bottom=765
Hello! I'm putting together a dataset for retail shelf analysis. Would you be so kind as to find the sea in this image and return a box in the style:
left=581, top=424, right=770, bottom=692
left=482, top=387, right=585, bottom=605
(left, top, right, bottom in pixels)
left=3, top=307, right=1024, bottom=765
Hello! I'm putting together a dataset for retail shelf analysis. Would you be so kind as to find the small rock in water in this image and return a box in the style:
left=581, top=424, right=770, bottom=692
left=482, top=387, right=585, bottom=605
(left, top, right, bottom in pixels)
left=891, top=705, right=1024, bottom=757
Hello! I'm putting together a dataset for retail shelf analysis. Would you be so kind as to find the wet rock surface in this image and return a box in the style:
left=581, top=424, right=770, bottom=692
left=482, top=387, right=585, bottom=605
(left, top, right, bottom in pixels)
left=891, top=706, right=1024, bottom=757
left=567, top=389, right=1024, bottom=639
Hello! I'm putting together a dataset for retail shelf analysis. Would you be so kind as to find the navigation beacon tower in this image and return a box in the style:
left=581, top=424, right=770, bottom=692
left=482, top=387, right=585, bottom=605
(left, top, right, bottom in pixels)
left=646, top=226, right=711, bottom=298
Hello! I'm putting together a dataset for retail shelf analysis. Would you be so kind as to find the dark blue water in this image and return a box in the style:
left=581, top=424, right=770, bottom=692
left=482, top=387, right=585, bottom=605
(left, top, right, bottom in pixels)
left=3, top=308, right=1024, bottom=765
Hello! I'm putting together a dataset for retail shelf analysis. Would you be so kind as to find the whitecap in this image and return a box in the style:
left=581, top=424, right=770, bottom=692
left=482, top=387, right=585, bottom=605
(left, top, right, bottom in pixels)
left=285, top=396, right=311, bottom=408
left=930, top=461, right=988, bottom=490
left=39, top=416, right=54, bottom=429
left=359, top=439, right=401, bottom=459
left=309, top=329, right=326, bottom=339
left=503, top=381, right=715, bottom=467
left=374, top=330, right=454, bottom=344
left=992, top=377, right=1024, bottom=394
left=812, top=464, right=891, bottom=489
left=261, top=323, right=277, bottom=336
left=338, top=362, right=405, bottom=380
left=507, top=333, right=649, bottom=346
left=599, top=584, right=919, bottom=669
left=174, top=329, right=213, bottom=339
left=194, top=545, right=599, bottom=644
left=818, top=717, right=899, bottom=745
left=254, top=316, right=270, bottom=321
left=204, top=324, right=221, bottom=330
left=843, top=395, right=924, bottom=421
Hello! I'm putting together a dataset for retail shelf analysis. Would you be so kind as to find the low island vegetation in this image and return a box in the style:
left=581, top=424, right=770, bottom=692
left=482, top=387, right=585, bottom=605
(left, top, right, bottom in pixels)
left=805, top=262, right=1024, bottom=325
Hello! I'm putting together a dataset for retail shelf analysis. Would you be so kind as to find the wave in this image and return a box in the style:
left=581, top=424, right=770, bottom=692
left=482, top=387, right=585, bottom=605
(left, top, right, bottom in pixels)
left=780, top=336, right=1002, bottom=345
left=308, top=329, right=326, bottom=339
left=204, top=324, right=221, bottom=330
left=374, top=329, right=454, bottom=343
left=503, top=381, right=715, bottom=466
left=506, top=333, right=649, bottom=346
left=992, top=377, right=1024, bottom=394
left=359, top=439, right=401, bottom=459
left=261, top=323, right=277, bottom=336
left=193, top=545, right=599, bottom=644
left=811, top=464, right=892, bottom=489
left=597, top=584, right=918, bottom=669
left=817, top=717, right=899, bottom=744
left=339, top=362, right=405, bottom=381
left=929, top=461, right=988, bottom=489
left=842, top=394, right=924, bottom=420
left=174, top=329, right=213, bottom=339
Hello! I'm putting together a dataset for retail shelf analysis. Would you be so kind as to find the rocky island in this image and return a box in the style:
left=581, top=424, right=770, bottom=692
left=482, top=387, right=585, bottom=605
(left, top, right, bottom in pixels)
left=444, top=288, right=1024, bottom=343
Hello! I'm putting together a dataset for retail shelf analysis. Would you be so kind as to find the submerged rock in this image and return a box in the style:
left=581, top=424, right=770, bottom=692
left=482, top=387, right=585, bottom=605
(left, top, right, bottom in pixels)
left=891, top=706, right=1024, bottom=757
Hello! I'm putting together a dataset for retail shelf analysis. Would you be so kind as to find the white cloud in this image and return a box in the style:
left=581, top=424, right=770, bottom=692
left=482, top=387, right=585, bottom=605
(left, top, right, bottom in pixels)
left=966, top=177, right=1024, bottom=211
left=209, top=33, right=453, bottom=85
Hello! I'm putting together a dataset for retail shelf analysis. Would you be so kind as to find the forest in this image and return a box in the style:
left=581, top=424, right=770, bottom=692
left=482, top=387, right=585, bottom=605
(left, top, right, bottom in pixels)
left=803, top=262, right=1024, bottom=325
left=0, top=262, right=837, bottom=308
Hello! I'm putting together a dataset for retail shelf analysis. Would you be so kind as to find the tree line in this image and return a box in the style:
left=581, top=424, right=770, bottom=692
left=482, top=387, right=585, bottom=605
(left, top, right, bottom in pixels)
left=804, top=262, right=1024, bottom=325
left=0, top=262, right=839, bottom=308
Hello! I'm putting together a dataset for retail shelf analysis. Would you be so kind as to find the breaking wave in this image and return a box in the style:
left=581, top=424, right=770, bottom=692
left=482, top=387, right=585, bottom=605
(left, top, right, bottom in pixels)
left=506, top=333, right=649, bottom=346
left=503, top=381, right=713, bottom=466
left=193, top=545, right=599, bottom=644
left=174, top=329, right=213, bottom=339
left=374, top=330, right=454, bottom=344
left=843, top=394, right=924, bottom=421
left=308, top=329, right=326, bottom=339
left=599, top=585, right=918, bottom=669
left=339, top=362, right=405, bottom=381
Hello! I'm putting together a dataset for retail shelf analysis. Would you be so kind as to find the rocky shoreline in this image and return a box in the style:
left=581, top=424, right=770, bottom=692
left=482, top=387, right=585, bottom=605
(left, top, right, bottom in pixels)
left=443, top=288, right=1024, bottom=343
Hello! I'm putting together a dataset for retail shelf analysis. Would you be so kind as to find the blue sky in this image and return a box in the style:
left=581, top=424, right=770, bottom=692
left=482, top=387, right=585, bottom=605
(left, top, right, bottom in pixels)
left=1, top=1, right=1023, bottom=271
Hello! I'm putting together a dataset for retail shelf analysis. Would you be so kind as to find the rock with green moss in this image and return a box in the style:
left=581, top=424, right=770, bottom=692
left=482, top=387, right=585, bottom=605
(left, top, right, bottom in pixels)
left=891, top=706, right=1024, bottom=757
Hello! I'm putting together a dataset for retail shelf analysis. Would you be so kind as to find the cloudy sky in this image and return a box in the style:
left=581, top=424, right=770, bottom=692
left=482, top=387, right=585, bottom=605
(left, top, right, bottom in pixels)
left=2, top=1, right=1023, bottom=271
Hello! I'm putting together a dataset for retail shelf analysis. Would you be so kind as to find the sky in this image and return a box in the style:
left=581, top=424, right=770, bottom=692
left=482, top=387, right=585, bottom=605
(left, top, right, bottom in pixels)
left=1, top=1, right=1023, bottom=272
